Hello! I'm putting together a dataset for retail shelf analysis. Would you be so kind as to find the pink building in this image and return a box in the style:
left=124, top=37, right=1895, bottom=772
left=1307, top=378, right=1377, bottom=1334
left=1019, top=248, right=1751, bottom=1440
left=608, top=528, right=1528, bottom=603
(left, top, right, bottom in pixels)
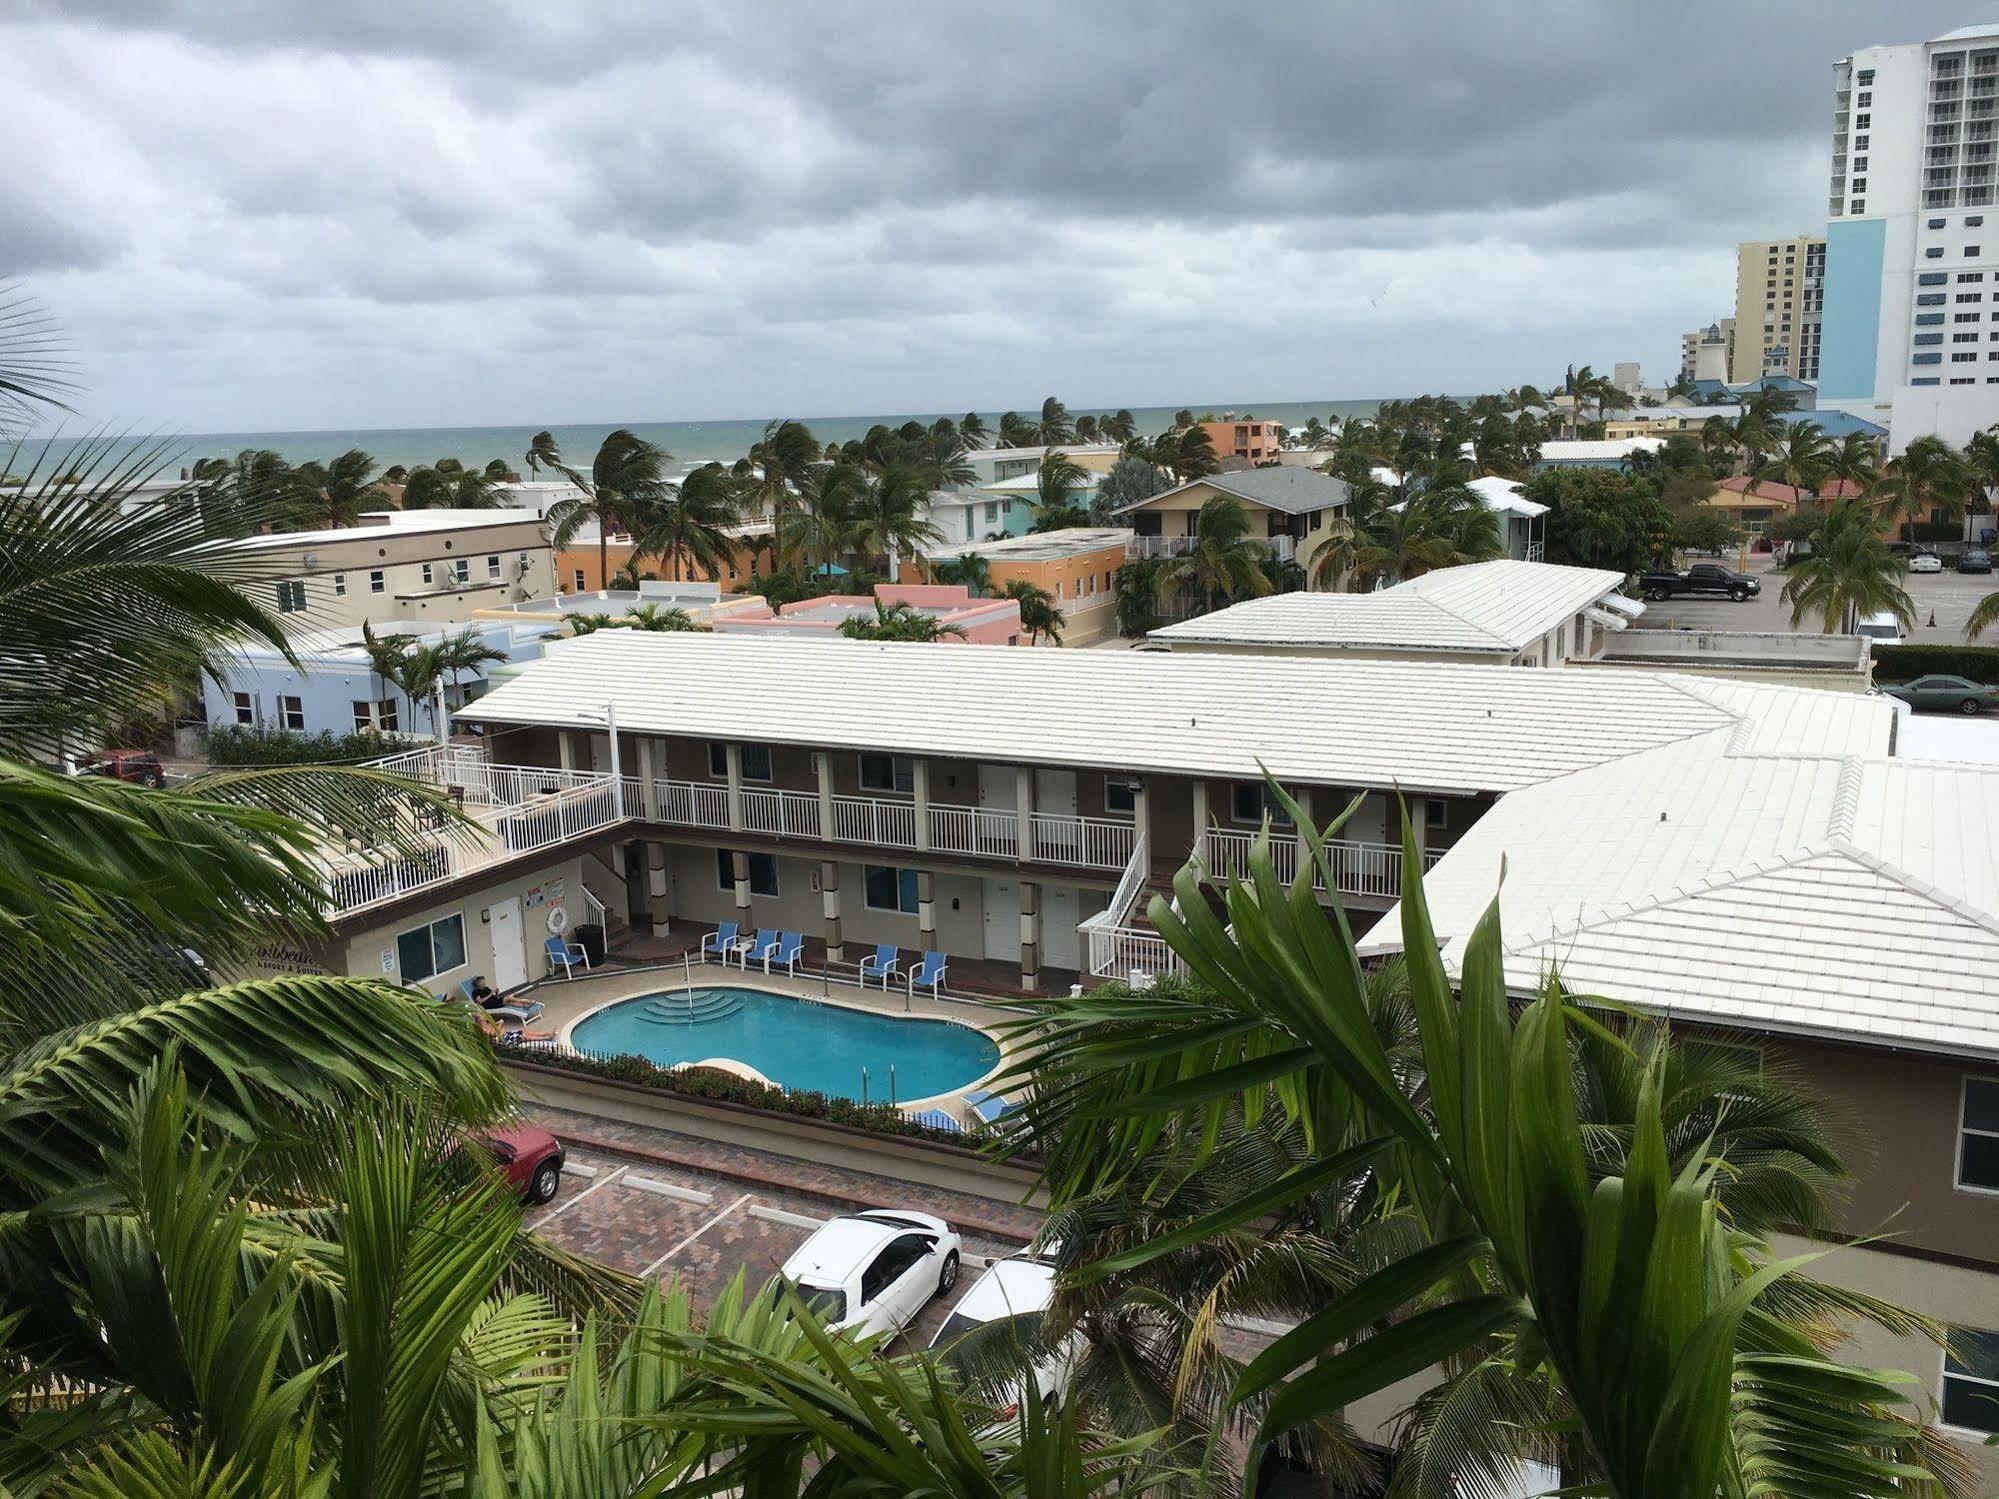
left=710, top=583, right=1024, bottom=645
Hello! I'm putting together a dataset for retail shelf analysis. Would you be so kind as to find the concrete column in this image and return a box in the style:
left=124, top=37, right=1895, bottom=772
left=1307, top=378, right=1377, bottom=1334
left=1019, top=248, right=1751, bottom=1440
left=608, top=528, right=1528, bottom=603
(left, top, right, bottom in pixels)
left=1015, top=765, right=1036, bottom=862
left=821, top=860, right=844, bottom=963
left=636, top=737, right=656, bottom=821
left=731, top=849, right=752, bottom=924
left=1131, top=776, right=1151, bottom=854
left=1294, top=785, right=1315, bottom=881
left=724, top=742, right=745, bottom=832
left=912, top=757, right=931, bottom=852
left=646, top=841, right=670, bottom=935
left=814, top=752, right=834, bottom=841
left=1019, top=879, right=1040, bottom=990
left=1409, top=795, right=1429, bottom=858
left=1191, top=778, right=1210, bottom=866
left=916, top=870, right=937, bottom=953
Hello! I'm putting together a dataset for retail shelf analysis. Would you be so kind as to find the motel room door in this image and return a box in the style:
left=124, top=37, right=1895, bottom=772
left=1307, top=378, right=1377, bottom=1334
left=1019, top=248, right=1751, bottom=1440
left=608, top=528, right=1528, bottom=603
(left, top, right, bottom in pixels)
left=976, top=764, right=1017, bottom=849
left=982, top=879, right=1021, bottom=962
left=487, top=896, right=529, bottom=992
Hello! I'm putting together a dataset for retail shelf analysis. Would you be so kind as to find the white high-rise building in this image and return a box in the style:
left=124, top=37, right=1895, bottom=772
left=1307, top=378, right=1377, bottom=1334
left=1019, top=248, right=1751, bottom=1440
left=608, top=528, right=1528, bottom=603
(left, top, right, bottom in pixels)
left=1819, top=24, right=1999, bottom=444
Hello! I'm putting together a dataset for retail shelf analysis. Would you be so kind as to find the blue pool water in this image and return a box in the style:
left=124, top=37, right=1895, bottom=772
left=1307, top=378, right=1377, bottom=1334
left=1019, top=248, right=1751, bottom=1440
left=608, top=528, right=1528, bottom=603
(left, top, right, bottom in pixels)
left=568, top=988, right=999, bottom=1103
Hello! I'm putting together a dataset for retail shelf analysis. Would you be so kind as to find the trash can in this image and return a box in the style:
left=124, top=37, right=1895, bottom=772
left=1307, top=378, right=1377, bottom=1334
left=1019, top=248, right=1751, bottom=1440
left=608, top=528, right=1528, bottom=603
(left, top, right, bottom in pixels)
left=573, top=923, right=607, bottom=967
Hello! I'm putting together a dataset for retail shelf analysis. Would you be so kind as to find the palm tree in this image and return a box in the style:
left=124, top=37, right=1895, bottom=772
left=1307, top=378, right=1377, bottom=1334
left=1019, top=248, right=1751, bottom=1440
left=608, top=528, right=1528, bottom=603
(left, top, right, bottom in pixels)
left=1876, top=433, right=1975, bottom=543
left=1747, top=421, right=1833, bottom=502
left=546, top=428, right=670, bottom=592
left=292, top=448, right=387, bottom=528
left=1035, top=395, right=1076, bottom=445
left=1781, top=498, right=1914, bottom=634
left=0, top=283, right=77, bottom=438
left=837, top=599, right=967, bottom=642
left=1164, top=424, right=1219, bottom=480
left=786, top=462, right=867, bottom=575
left=427, top=624, right=508, bottom=712
left=960, top=411, right=991, bottom=448
left=1102, top=408, right=1138, bottom=444
left=400, top=464, right=499, bottom=510
left=736, top=419, right=821, bottom=561
left=929, top=551, right=993, bottom=597
left=1001, top=576, right=1064, bottom=645
left=624, top=603, right=701, bottom=631
left=633, top=460, right=742, bottom=582
left=1157, top=495, right=1278, bottom=614
left=992, top=810, right=1952, bottom=1499
left=996, top=410, right=1037, bottom=448
left=1030, top=450, right=1092, bottom=531
left=847, top=463, right=943, bottom=574
left=524, top=428, right=561, bottom=480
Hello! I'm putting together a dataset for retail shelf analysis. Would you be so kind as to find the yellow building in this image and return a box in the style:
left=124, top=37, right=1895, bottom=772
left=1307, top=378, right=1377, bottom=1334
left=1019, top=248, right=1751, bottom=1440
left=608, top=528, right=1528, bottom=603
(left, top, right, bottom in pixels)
left=1731, top=235, right=1825, bottom=383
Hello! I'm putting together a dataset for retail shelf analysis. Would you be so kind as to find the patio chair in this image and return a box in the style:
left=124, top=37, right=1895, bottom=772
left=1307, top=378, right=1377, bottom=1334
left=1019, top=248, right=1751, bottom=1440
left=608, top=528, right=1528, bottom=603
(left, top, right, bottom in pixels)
left=907, top=950, right=948, bottom=1000
left=469, top=995, right=546, bottom=1026
left=912, top=1107, right=962, bottom=1134
left=698, top=921, right=740, bottom=965
left=743, top=927, right=780, bottom=969
left=544, top=934, right=590, bottom=979
left=857, top=943, right=901, bottom=989
left=765, top=930, right=804, bottom=977
left=965, top=1088, right=1018, bottom=1125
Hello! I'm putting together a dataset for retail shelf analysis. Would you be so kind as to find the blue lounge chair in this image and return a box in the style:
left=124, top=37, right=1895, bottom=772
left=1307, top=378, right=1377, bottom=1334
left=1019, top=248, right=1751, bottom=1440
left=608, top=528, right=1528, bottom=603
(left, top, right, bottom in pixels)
left=699, top=921, right=740, bottom=965
left=907, top=950, right=948, bottom=999
left=544, top=935, right=589, bottom=979
left=912, top=1107, right=962, bottom=1133
left=765, top=930, right=804, bottom=977
left=965, top=1088, right=1017, bottom=1125
left=743, top=927, right=779, bottom=970
left=857, top=943, right=900, bottom=989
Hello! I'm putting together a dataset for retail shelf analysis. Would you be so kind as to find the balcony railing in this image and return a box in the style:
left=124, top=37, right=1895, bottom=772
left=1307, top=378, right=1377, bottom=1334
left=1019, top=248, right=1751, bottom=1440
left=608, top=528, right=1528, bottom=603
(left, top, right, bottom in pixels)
left=1126, top=533, right=1297, bottom=563
left=320, top=747, right=628, bottom=917
left=1202, top=827, right=1443, bottom=900
left=643, top=777, right=1135, bottom=872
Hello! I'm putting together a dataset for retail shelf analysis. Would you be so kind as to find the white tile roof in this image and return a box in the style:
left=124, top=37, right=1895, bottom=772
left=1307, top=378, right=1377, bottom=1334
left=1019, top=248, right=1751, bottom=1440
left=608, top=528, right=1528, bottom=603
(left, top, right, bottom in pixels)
left=462, top=630, right=1890, bottom=797
left=1150, top=561, right=1629, bottom=655
left=235, top=509, right=544, bottom=551
left=1465, top=476, right=1548, bottom=519
left=1535, top=438, right=1666, bottom=463
left=1359, top=744, right=1999, bottom=1059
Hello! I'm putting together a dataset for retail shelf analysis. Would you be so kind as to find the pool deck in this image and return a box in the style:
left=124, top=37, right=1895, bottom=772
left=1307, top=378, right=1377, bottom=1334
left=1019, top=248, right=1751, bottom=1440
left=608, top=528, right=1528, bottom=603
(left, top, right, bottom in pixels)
left=510, top=957, right=1024, bottom=1126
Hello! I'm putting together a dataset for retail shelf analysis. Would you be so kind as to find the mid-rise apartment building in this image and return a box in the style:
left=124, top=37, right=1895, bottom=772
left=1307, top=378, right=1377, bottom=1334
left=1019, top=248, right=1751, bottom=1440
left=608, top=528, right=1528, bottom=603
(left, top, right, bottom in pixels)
left=1732, top=236, right=1825, bottom=382
left=1820, top=24, right=1999, bottom=439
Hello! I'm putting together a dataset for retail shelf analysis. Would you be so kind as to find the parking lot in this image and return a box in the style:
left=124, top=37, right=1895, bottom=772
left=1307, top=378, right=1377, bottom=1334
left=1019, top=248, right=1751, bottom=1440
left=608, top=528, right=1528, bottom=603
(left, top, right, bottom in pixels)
left=1637, top=555, right=1998, bottom=639
left=524, top=1111, right=1035, bottom=1350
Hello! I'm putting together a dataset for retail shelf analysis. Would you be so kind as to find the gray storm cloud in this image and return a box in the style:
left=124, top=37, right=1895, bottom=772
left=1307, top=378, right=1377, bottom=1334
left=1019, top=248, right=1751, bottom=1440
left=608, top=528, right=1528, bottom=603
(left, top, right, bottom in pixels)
left=3, top=0, right=1982, bottom=430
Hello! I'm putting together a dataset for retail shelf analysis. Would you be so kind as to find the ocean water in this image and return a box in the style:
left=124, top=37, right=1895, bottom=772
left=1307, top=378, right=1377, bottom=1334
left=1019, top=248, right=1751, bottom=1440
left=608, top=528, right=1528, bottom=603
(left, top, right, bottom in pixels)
left=13, top=398, right=1389, bottom=481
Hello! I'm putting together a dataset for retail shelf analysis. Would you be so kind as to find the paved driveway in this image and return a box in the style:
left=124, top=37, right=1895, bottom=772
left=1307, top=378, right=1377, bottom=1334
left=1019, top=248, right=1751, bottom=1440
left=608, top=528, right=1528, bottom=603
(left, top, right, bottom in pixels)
left=1638, top=556, right=1999, bottom=640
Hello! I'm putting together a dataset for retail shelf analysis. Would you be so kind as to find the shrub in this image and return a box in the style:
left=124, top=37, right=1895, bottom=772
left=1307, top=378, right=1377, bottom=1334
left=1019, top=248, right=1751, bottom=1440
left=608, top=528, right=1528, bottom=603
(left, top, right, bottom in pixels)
left=495, top=1041, right=986, bottom=1149
left=206, top=723, right=422, bottom=765
left=1872, top=643, right=1999, bottom=684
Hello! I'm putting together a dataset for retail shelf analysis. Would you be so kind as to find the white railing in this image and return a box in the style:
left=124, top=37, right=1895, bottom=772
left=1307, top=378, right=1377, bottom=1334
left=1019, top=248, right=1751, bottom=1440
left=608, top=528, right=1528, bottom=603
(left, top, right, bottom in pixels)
left=1029, top=812, right=1137, bottom=871
left=742, top=787, right=824, bottom=840
left=1126, top=534, right=1296, bottom=563
left=1201, top=828, right=1442, bottom=899
left=652, top=778, right=731, bottom=829
left=930, top=802, right=1017, bottom=859
left=1081, top=832, right=1184, bottom=980
left=829, top=794, right=918, bottom=849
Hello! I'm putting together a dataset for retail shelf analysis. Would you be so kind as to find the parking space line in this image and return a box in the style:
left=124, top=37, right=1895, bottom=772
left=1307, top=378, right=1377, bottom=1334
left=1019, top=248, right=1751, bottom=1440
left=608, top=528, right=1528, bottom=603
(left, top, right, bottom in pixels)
left=625, top=1173, right=714, bottom=1205
left=642, top=1192, right=754, bottom=1278
left=533, top=1165, right=627, bottom=1223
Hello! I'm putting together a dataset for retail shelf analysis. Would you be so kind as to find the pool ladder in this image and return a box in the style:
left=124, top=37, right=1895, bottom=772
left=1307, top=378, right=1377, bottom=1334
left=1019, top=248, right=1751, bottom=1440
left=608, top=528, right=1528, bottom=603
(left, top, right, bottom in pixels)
left=859, top=1065, right=897, bottom=1107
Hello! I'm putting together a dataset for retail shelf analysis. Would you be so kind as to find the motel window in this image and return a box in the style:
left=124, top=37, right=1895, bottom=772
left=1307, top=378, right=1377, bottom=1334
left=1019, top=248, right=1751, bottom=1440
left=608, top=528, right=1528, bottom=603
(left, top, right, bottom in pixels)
left=351, top=700, right=375, bottom=732
left=451, top=558, right=471, bottom=585
left=421, top=563, right=434, bottom=584
left=1426, top=798, right=1447, bottom=831
left=573, top=570, right=586, bottom=592
left=279, top=694, right=305, bottom=732
left=1959, top=1077, right=1999, bottom=1191
left=1104, top=776, right=1139, bottom=815
left=863, top=865, right=920, bottom=914
left=233, top=691, right=255, bottom=725
left=487, top=553, right=502, bottom=580
left=1928, top=247, right=1946, bottom=258
left=276, top=580, right=306, bottom=613
left=708, top=742, right=772, bottom=781
left=333, top=573, right=347, bottom=597
left=1231, top=782, right=1294, bottom=827
left=1973, top=246, right=1986, bottom=256
left=715, top=848, right=779, bottom=897
left=369, top=569, right=385, bottom=594
left=377, top=698, right=398, bottom=733
left=859, top=754, right=916, bottom=793
left=1942, top=1325, right=1999, bottom=1434
left=395, top=913, right=467, bottom=984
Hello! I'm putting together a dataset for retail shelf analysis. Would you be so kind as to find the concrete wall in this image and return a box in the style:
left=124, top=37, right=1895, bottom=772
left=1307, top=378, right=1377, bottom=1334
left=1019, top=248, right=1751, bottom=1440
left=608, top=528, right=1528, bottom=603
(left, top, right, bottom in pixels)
left=258, top=515, right=556, bottom=627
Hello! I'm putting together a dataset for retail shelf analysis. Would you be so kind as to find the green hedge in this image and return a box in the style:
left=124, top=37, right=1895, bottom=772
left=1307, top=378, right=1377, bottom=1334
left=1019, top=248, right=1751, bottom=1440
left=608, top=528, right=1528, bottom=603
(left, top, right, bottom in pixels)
left=206, top=724, right=422, bottom=765
left=496, top=1041, right=986, bottom=1149
left=1872, top=643, right=1999, bottom=684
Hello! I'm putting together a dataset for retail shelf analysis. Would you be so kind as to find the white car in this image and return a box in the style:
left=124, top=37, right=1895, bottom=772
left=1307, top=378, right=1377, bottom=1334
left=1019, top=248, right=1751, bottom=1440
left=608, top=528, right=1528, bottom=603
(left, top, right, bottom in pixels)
left=779, top=1210, right=961, bottom=1339
left=1910, top=552, right=1944, bottom=574
left=930, top=1250, right=1081, bottom=1410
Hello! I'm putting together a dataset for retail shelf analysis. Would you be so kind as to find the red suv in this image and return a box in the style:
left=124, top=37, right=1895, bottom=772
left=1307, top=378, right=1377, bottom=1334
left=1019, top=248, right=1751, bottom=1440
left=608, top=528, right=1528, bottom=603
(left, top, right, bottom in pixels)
left=483, top=1124, right=566, bottom=1204
left=84, top=750, right=166, bottom=787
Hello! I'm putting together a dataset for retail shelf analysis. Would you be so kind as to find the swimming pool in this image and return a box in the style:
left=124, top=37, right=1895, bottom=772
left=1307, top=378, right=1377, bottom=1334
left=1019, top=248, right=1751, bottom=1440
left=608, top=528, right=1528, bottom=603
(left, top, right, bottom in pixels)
left=567, top=987, right=1000, bottom=1104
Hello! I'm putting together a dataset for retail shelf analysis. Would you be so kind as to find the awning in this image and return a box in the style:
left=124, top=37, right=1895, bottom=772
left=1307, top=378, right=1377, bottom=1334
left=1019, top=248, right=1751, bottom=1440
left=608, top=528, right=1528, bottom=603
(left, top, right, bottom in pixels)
left=1585, top=605, right=1630, bottom=632
left=1600, top=594, right=1647, bottom=619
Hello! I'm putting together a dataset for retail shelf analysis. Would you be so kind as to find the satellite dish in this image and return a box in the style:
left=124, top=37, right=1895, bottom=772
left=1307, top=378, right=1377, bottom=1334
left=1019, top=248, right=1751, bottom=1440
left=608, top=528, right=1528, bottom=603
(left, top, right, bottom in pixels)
left=302, top=552, right=319, bottom=569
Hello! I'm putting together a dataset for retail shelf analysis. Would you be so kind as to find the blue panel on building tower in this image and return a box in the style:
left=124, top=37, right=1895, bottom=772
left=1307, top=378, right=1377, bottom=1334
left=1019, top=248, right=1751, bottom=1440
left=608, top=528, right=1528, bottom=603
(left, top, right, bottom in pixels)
left=1818, top=218, right=1887, bottom=401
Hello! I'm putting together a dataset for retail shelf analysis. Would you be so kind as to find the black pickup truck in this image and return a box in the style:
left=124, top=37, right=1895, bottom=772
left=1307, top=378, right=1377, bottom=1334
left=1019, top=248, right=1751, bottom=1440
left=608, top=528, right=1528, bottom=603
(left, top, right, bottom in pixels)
left=1637, top=563, right=1760, bottom=602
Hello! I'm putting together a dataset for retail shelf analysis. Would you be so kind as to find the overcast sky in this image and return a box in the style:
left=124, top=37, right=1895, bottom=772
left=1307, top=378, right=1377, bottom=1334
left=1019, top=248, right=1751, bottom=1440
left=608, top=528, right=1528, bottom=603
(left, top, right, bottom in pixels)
left=7, top=1, right=1991, bottom=433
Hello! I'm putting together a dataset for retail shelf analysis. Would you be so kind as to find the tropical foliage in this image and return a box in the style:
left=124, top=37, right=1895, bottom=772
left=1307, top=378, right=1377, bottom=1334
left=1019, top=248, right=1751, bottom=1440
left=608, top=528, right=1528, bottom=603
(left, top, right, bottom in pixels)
left=838, top=598, right=967, bottom=642
left=1781, top=497, right=1915, bottom=635
left=1155, top=495, right=1276, bottom=614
